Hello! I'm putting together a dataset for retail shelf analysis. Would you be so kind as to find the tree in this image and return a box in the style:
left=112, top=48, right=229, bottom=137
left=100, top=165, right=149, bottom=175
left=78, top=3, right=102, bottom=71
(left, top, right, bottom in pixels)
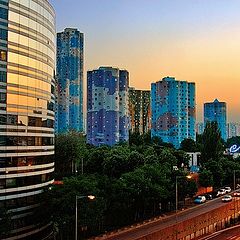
left=151, top=136, right=164, bottom=145
left=142, top=131, right=152, bottom=145
left=84, top=146, right=108, bottom=175
left=226, top=136, right=240, bottom=148
left=180, top=138, right=197, bottom=152
left=55, top=131, right=88, bottom=179
left=116, top=163, right=171, bottom=221
left=200, top=121, right=224, bottom=165
left=44, top=175, right=105, bottom=239
left=199, top=169, right=214, bottom=188
left=173, top=150, right=190, bottom=168
left=129, top=131, right=143, bottom=146
left=204, top=160, right=224, bottom=187
left=103, top=145, right=131, bottom=178
left=219, top=157, right=240, bottom=185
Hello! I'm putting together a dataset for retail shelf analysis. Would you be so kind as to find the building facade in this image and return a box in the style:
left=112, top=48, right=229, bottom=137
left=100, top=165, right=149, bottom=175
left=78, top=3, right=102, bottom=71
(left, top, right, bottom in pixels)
left=0, top=0, right=55, bottom=239
left=227, top=123, right=240, bottom=139
left=129, top=88, right=151, bottom=134
left=87, top=67, right=129, bottom=146
left=204, top=99, right=227, bottom=141
left=56, top=28, right=84, bottom=133
left=151, top=77, right=196, bottom=148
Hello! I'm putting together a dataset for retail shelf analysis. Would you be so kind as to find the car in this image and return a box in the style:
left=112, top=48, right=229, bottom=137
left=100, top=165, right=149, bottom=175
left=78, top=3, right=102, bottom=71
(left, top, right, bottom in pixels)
left=204, top=193, right=213, bottom=200
left=224, top=187, right=231, bottom=193
left=194, top=196, right=206, bottom=204
left=222, top=195, right=233, bottom=202
left=216, top=189, right=226, bottom=196
left=233, top=192, right=240, bottom=197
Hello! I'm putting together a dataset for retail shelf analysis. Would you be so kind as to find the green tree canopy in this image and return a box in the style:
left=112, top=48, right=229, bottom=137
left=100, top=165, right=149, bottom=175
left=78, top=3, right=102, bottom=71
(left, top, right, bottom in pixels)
left=200, top=121, right=224, bottom=165
left=180, top=138, right=197, bottom=152
left=226, top=136, right=240, bottom=148
left=199, top=169, right=214, bottom=188
left=55, top=131, right=88, bottom=178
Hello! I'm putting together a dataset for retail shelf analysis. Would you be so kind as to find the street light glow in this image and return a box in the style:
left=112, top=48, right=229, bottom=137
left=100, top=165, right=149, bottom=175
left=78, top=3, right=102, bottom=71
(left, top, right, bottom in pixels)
left=88, top=195, right=95, bottom=200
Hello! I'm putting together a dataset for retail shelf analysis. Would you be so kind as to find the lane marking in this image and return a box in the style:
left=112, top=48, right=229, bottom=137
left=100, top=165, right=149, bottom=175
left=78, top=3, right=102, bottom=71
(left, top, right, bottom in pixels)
left=204, top=232, right=221, bottom=240
left=227, top=236, right=237, bottom=240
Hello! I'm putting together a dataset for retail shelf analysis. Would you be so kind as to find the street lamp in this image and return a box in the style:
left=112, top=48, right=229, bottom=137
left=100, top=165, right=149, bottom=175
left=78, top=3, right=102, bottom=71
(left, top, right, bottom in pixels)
left=175, top=175, right=192, bottom=240
left=234, top=170, right=236, bottom=224
left=75, top=195, right=96, bottom=240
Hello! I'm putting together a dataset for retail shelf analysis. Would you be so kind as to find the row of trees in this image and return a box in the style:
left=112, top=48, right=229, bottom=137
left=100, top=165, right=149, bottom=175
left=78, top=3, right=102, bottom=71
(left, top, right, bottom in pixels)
left=48, top=133, right=197, bottom=239
left=50, top=122, right=240, bottom=239
left=180, top=122, right=240, bottom=188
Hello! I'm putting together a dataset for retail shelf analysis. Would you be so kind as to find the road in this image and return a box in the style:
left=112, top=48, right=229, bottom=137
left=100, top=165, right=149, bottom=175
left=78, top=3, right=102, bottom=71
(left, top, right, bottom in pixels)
left=202, top=225, right=240, bottom=240
left=102, top=196, right=238, bottom=240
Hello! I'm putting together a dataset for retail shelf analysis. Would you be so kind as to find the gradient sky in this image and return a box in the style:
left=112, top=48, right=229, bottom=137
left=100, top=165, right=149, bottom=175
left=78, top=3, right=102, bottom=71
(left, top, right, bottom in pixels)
left=50, top=0, right=240, bottom=122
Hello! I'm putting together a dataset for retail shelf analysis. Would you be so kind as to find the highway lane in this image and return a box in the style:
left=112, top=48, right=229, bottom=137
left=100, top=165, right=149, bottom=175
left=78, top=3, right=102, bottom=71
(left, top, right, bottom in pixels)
left=103, top=196, right=239, bottom=240
left=202, top=225, right=240, bottom=240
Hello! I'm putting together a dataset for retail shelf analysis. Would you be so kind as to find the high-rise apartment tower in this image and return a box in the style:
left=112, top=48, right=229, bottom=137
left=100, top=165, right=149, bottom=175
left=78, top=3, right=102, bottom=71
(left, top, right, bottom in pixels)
left=129, top=88, right=151, bottom=134
left=56, top=28, right=84, bottom=133
left=151, top=77, right=196, bottom=148
left=87, top=67, right=129, bottom=146
left=204, top=99, right=227, bottom=141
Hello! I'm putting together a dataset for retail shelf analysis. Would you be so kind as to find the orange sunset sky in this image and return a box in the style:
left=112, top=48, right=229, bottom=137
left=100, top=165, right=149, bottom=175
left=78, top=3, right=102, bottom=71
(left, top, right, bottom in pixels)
left=51, top=0, right=240, bottom=122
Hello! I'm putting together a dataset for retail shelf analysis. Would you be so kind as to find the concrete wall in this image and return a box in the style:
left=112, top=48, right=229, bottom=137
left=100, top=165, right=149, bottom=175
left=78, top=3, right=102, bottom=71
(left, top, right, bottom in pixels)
left=94, top=199, right=240, bottom=240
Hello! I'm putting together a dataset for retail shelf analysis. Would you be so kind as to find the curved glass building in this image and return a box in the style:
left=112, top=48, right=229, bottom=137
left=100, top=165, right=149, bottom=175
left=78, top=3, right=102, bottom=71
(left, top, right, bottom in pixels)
left=0, top=0, right=55, bottom=239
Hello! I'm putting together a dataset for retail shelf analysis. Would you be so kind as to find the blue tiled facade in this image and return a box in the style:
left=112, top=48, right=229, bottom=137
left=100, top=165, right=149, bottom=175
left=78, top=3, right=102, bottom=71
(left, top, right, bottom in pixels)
left=56, top=28, right=84, bottom=133
left=204, top=99, right=227, bottom=141
left=87, top=67, right=129, bottom=146
left=151, top=77, right=196, bottom=148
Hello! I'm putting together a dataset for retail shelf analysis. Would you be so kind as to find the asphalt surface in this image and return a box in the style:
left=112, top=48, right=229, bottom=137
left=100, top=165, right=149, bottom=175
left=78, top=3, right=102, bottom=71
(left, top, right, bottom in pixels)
left=103, top=196, right=239, bottom=240
left=202, top=225, right=240, bottom=240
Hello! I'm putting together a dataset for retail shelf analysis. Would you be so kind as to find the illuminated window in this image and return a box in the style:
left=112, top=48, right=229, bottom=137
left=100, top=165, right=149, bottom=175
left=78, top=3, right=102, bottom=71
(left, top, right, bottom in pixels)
left=0, top=50, right=6, bottom=61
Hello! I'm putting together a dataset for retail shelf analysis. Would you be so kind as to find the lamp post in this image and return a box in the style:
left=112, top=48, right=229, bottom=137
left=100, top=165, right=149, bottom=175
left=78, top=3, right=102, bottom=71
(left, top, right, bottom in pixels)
left=234, top=170, right=236, bottom=224
left=75, top=195, right=95, bottom=240
left=175, top=175, right=191, bottom=240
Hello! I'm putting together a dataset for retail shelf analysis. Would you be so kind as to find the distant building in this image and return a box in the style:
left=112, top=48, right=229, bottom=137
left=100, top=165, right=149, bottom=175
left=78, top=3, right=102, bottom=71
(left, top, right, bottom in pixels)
left=227, top=123, right=240, bottom=139
left=56, top=28, right=84, bottom=133
left=151, top=77, right=196, bottom=148
left=187, top=152, right=201, bottom=168
left=129, top=88, right=151, bottom=134
left=196, top=122, right=204, bottom=135
left=87, top=67, right=129, bottom=146
left=204, top=99, right=227, bottom=141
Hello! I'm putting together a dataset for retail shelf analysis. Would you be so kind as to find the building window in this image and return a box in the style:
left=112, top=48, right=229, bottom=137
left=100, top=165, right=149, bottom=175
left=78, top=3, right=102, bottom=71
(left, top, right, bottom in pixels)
left=0, top=50, right=6, bottom=61
left=0, top=8, right=8, bottom=19
left=0, top=92, right=6, bottom=103
left=0, top=71, right=6, bottom=82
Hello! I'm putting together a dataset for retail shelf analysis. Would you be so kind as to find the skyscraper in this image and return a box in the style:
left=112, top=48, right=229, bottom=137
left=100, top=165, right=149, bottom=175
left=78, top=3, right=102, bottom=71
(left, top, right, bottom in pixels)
left=0, top=0, right=55, bottom=239
left=151, top=77, right=196, bottom=148
left=129, top=88, right=151, bottom=134
left=204, top=99, right=227, bottom=141
left=56, top=28, right=84, bottom=133
left=87, top=67, right=129, bottom=146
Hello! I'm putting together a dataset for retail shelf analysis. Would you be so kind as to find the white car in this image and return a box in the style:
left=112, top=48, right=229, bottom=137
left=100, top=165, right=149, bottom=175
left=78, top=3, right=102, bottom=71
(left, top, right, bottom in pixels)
left=217, top=189, right=226, bottom=196
left=224, top=187, right=231, bottom=193
left=222, top=195, right=233, bottom=202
